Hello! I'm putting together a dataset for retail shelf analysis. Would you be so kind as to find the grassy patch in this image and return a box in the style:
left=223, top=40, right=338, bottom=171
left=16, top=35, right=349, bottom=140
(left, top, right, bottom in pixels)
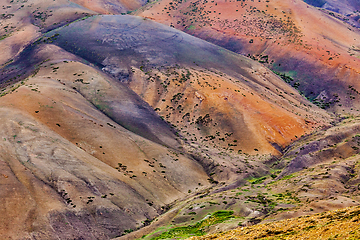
left=248, top=176, right=267, bottom=184
left=189, top=206, right=360, bottom=239
left=149, top=210, right=235, bottom=239
left=0, top=33, right=10, bottom=40
left=280, top=174, right=295, bottom=180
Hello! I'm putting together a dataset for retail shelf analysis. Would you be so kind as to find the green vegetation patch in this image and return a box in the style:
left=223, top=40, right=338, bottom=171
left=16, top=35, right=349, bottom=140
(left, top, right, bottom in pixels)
left=0, top=33, right=10, bottom=40
left=149, top=210, right=235, bottom=239
left=272, top=71, right=294, bottom=84
left=248, top=176, right=267, bottom=184
left=280, top=174, right=295, bottom=180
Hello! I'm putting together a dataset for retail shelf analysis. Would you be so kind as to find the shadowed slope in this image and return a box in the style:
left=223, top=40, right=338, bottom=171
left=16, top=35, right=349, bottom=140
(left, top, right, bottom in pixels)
left=136, top=0, right=360, bottom=113
left=0, top=0, right=147, bottom=71
left=0, top=11, right=344, bottom=240
left=304, top=0, right=360, bottom=15
left=303, top=0, right=360, bottom=28
left=70, top=0, right=148, bottom=14
left=0, top=44, right=210, bottom=238
left=38, top=14, right=330, bottom=155
left=1, top=42, right=180, bottom=149
left=0, top=0, right=98, bottom=66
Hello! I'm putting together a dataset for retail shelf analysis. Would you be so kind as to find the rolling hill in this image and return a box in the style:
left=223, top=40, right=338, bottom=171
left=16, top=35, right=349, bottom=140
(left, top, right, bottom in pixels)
left=0, top=13, right=331, bottom=238
left=0, top=0, right=360, bottom=239
left=136, top=0, right=360, bottom=113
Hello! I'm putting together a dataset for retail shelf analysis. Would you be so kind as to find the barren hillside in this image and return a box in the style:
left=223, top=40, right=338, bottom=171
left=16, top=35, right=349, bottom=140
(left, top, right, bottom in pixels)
left=0, top=0, right=360, bottom=239
left=136, top=0, right=360, bottom=113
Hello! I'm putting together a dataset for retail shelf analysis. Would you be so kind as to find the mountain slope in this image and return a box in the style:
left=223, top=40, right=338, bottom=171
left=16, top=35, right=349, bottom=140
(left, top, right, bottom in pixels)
left=135, top=0, right=360, bottom=113
left=0, top=43, right=211, bottom=239
left=304, top=0, right=360, bottom=14
left=70, top=0, right=148, bottom=14
left=0, top=0, right=96, bottom=66
left=134, top=115, right=360, bottom=239
left=190, top=205, right=360, bottom=240
left=3, top=1, right=360, bottom=238
left=303, top=0, right=360, bottom=29
left=40, top=14, right=330, bottom=155
left=0, top=0, right=150, bottom=68
left=0, top=14, right=332, bottom=238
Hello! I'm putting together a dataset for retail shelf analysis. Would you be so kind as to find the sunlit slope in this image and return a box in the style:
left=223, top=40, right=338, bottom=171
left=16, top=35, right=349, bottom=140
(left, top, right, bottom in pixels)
left=136, top=0, right=360, bottom=113
left=133, top=116, right=360, bottom=240
left=0, top=43, right=212, bottom=239
left=0, top=13, right=342, bottom=239
left=0, top=0, right=151, bottom=68
left=40, top=14, right=329, bottom=155
left=189, top=205, right=360, bottom=240
left=0, top=0, right=98, bottom=66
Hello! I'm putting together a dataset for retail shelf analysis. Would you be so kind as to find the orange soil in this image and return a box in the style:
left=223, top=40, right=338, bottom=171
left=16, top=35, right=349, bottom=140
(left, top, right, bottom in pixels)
left=129, top=66, right=324, bottom=155
left=136, top=0, right=360, bottom=94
